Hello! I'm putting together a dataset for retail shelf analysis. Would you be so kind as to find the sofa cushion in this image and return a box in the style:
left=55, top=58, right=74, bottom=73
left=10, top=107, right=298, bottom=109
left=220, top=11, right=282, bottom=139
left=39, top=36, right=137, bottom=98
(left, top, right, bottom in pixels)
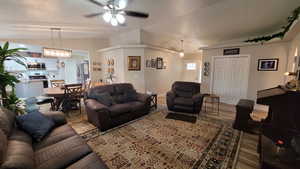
left=87, top=85, right=115, bottom=99
left=89, top=92, right=114, bottom=106
left=129, top=101, right=145, bottom=112
left=175, top=90, right=193, bottom=98
left=0, top=107, right=16, bottom=136
left=9, top=128, right=32, bottom=145
left=174, top=97, right=194, bottom=106
left=33, top=124, right=77, bottom=150
left=16, top=111, right=55, bottom=142
left=67, top=152, right=109, bottom=169
left=124, top=91, right=138, bottom=102
left=1, top=139, right=34, bottom=169
left=0, top=129, right=7, bottom=165
left=109, top=103, right=132, bottom=117
left=35, top=135, right=92, bottom=169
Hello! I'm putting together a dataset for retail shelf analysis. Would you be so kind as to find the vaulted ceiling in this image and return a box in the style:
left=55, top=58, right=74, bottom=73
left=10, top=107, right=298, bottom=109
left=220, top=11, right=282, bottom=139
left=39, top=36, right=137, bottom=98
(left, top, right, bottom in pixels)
left=0, top=0, right=299, bottom=52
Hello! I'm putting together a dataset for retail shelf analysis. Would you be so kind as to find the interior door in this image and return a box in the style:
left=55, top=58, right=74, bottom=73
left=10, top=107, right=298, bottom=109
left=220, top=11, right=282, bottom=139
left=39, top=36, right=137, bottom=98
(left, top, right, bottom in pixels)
left=212, top=55, right=250, bottom=104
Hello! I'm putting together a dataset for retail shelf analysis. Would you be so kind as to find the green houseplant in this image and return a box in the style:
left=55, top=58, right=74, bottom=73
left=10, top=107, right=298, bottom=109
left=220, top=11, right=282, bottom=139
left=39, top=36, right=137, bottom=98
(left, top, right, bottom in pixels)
left=0, top=41, right=27, bottom=113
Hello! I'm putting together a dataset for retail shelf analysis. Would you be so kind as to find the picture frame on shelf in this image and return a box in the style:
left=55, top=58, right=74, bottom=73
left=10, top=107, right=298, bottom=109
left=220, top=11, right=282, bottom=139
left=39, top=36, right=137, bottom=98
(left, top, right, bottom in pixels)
left=151, top=59, right=156, bottom=68
left=156, top=57, right=163, bottom=69
left=146, top=59, right=151, bottom=68
left=128, top=56, right=141, bottom=71
left=258, top=58, right=279, bottom=71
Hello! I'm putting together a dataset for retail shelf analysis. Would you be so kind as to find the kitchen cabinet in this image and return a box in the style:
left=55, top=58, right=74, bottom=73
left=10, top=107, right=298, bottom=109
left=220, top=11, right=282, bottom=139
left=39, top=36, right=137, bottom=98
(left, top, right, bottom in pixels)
left=15, top=80, right=44, bottom=98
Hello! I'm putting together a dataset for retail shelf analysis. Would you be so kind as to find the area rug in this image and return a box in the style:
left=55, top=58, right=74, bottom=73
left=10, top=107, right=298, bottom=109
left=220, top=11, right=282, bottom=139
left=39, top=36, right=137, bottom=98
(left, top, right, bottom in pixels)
left=166, top=112, right=197, bottom=123
left=79, top=111, right=241, bottom=169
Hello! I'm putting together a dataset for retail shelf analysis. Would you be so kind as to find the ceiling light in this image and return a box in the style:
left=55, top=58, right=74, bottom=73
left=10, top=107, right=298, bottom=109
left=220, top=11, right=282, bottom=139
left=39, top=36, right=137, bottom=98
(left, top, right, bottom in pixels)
left=179, top=40, right=185, bottom=58
left=111, top=17, right=119, bottom=26
left=116, top=13, right=126, bottom=24
left=179, top=52, right=185, bottom=58
left=103, top=12, right=112, bottom=23
left=117, top=0, right=128, bottom=9
left=43, top=48, right=72, bottom=58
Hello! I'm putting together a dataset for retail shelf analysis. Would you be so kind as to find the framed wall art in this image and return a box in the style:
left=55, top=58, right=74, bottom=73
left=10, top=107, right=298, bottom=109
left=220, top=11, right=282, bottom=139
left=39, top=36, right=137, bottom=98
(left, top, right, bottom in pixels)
left=146, top=59, right=151, bottom=68
left=128, top=56, right=141, bottom=71
left=151, top=59, right=156, bottom=68
left=258, top=58, right=279, bottom=71
left=156, top=57, right=163, bottom=69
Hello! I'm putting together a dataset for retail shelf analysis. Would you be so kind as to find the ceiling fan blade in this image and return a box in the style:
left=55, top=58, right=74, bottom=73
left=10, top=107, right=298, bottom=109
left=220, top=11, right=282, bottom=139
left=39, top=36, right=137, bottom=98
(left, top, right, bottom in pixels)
left=84, top=12, right=104, bottom=18
left=88, top=0, right=105, bottom=7
left=124, top=10, right=149, bottom=18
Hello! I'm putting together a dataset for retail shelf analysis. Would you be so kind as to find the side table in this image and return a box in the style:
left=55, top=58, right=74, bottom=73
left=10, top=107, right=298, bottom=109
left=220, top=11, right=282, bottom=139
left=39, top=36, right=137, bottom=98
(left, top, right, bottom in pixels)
left=204, top=94, right=220, bottom=115
left=149, top=94, right=157, bottom=110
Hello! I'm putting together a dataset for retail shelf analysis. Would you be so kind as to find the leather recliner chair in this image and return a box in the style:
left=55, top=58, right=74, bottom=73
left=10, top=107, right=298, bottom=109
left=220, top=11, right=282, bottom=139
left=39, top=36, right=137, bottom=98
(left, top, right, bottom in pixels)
left=167, top=81, right=204, bottom=114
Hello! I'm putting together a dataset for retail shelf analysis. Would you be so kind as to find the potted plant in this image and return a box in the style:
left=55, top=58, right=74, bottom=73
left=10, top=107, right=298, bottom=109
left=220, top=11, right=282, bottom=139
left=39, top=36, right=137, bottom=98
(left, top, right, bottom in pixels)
left=0, top=41, right=27, bottom=113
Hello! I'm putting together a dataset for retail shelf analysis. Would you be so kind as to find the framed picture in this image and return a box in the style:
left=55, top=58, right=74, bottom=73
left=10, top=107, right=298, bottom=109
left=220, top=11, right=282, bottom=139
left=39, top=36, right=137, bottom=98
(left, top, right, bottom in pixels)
left=258, top=58, right=279, bottom=71
left=128, top=56, right=141, bottom=71
left=146, top=59, right=151, bottom=68
left=156, top=57, right=163, bottom=69
left=151, top=59, right=156, bottom=68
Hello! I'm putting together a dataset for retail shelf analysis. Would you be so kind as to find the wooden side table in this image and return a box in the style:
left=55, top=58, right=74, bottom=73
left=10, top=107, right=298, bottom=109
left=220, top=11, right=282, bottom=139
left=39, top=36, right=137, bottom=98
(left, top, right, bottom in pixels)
left=204, top=94, right=220, bottom=115
left=149, top=94, right=157, bottom=110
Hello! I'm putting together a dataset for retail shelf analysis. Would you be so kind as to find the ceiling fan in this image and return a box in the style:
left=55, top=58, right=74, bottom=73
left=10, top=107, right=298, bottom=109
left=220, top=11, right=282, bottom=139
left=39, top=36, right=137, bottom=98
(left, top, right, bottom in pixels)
left=85, top=0, right=149, bottom=26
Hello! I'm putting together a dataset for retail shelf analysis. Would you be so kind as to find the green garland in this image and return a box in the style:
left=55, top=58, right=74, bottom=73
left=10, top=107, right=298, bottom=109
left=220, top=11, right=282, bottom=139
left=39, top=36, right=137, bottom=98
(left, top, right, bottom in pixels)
left=245, top=6, right=300, bottom=43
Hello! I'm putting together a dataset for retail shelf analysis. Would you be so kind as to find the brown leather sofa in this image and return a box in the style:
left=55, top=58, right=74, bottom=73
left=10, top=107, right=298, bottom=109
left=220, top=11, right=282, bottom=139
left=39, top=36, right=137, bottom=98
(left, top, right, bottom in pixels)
left=84, top=83, right=151, bottom=132
left=167, top=81, right=205, bottom=114
left=0, top=107, right=109, bottom=169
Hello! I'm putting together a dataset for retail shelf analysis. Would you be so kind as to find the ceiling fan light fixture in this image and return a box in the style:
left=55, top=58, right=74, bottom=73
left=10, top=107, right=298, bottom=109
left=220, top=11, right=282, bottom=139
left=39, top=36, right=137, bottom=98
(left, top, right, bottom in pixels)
left=111, top=17, right=119, bottom=26
left=103, top=12, right=112, bottom=22
left=117, top=0, right=128, bottom=9
left=116, top=13, right=126, bottom=24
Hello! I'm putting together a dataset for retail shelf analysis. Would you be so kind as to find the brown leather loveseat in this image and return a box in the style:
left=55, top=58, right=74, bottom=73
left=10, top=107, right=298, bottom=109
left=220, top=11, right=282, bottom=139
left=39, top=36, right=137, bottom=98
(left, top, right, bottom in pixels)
left=0, top=107, right=109, bottom=169
left=84, top=83, right=151, bottom=132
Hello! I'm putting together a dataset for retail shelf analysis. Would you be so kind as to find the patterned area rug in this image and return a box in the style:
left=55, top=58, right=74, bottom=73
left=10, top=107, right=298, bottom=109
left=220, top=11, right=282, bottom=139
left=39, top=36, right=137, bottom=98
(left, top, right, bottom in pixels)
left=79, top=111, right=241, bottom=169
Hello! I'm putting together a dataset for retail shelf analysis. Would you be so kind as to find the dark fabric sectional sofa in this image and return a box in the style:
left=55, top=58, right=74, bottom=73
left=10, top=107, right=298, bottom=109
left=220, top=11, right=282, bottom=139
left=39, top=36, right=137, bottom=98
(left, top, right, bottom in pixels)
left=84, top=83, right=151, bottom=132
left=0, top=107, right=109, bottom=169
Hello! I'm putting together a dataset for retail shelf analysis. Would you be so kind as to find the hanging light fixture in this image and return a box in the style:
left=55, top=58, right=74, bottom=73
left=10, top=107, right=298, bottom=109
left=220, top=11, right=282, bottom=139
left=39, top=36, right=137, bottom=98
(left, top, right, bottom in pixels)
left=179, top=40, right=185, bottom=58
left=43, top=28, right=72, bottom=58
left=101, top=0, right=127, bottom=26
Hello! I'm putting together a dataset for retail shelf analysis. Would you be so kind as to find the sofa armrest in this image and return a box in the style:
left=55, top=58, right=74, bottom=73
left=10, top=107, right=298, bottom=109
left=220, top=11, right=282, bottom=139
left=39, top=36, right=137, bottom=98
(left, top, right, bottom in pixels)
left=85, top=99, right=109, bottom=112
left=43, top=111, right=67, bottom=127
left=166, top=91, right=176, bottom=108
left=192, top=93, right=205, bottom=103
left=84, top=99, right=111, bottom=131
left=136, top=93, right=151, bottom=103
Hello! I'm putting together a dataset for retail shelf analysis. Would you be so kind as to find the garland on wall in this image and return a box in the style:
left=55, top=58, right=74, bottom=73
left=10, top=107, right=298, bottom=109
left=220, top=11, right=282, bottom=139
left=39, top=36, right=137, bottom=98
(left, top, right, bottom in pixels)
left=245, top=6, right=300, bottom=43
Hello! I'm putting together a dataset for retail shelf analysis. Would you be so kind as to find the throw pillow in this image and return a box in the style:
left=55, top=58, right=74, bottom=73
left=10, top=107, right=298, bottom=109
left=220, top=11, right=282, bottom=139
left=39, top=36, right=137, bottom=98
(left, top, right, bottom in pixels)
left=89, top=92, right=114, bottom=106
left=16, top=111, right=55, bottom=142
left=24, top=97, right=39, bottom=113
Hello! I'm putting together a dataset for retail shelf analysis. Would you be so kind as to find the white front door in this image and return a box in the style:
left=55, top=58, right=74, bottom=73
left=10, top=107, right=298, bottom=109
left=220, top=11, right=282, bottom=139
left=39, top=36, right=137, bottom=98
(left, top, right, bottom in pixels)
left=211, top=55, right=250, bottom=104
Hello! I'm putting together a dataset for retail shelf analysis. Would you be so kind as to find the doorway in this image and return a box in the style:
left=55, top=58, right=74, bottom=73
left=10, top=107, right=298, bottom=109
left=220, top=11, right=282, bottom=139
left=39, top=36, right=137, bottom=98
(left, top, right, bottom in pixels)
left=211, top=55, right=250, bottom=104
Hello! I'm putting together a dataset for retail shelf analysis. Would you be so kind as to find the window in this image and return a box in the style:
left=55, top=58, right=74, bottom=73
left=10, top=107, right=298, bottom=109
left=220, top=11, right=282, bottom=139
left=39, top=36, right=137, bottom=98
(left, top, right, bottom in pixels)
left=186, top=63, right=196, bottom=70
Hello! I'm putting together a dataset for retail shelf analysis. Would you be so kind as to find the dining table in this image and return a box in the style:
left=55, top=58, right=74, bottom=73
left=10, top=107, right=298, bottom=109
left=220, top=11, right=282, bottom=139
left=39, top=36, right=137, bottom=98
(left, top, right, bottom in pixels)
left=43, top=87, right=66, bottom=111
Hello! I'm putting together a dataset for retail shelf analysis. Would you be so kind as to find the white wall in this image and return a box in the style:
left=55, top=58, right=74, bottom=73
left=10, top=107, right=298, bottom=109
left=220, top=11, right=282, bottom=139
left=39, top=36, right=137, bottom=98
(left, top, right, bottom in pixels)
left=144, top=48, right=184, bottom=96
left=181, top=53, right=202, bottom=82
left=202, top=42, right=290, bottom=100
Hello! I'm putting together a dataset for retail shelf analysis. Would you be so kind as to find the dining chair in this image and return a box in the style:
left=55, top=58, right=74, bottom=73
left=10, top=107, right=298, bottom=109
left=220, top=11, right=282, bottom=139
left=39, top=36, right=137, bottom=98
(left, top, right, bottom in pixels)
left=62, top=84, right=83, bottom=116
left=50, top=80, right=65, bottom=88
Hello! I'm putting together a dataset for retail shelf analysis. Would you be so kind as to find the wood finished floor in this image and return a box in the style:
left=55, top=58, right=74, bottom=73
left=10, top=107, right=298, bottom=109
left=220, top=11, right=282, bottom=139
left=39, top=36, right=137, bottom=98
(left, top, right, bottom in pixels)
left=40, top=97, right=264, bottom=169
left=158, top=97, right=262, bottom=169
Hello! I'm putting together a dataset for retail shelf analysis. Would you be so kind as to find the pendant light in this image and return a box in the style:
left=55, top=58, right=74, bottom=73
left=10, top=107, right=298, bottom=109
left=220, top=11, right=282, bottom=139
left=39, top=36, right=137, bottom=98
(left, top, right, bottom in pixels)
left=43, top=28, right=72, bottom=58
left=179, top=40, right=185, bottom=58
